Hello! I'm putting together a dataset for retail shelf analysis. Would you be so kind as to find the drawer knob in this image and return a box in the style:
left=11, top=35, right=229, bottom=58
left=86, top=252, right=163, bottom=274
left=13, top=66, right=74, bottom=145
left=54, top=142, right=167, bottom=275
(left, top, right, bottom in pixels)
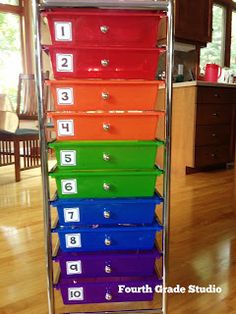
left=212, top=112, right=219, bottom=117
left=105, top=237, right=112, bottom=246
left=101, top=59, right=109, bottom=67
left=212, top=133, right=216, bottom=137
left=103, top=183, right=111, bottom=191
left=103, top=210, right=111, bottom=219
left=105, top=292, right=112, bottom=301
left=103, top=123, right=110, bottom=131
left=214, top=93, right=220, bottom=98
left=100, top=25, right=109, bottom=33
left=105, top=265, right=112, bottom=273
left=103, top=153, right=110, bottom=161
left=101, top=92, right=110, bottom=100
left=211, top=153, right=217, bottom=159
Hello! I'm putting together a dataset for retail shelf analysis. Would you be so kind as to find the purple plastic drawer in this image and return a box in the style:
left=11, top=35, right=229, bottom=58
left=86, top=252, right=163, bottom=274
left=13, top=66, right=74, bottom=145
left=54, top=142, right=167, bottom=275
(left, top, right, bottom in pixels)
left=56, top=273, right=161, bottom=304
left=55, top=248, right=161, bottom=278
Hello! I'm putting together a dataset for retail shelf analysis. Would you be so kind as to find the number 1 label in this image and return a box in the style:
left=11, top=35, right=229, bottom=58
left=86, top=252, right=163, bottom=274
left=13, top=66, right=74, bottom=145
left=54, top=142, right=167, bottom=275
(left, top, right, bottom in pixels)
left=56, top=54, right=73, bottom=72
left=54, top=22, right=72, bottom=41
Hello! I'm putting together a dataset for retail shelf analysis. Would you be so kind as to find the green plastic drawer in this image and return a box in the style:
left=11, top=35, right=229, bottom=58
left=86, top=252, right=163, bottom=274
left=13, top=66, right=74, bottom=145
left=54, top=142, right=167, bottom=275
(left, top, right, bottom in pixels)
left=49, top=167, right=163, bottom=199
left=48, top=140, right=163, bottom=170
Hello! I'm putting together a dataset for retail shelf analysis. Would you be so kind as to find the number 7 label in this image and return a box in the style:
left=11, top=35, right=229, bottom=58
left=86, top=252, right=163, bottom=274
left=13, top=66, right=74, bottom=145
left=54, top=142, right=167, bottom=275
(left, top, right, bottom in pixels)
left=64, top=207, right=80, bottom=222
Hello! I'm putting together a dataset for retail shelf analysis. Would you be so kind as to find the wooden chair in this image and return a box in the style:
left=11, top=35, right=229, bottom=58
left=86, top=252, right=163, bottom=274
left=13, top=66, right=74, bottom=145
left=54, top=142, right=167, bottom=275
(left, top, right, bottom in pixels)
left=0, top=74, right=44, bottom=182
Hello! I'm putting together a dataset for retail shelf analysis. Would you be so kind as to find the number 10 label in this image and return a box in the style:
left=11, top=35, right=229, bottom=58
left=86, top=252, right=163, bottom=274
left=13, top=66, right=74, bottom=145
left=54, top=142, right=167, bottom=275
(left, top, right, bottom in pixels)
left=54, top=22, right=72, bottom=41
left=68, top=287, right=84, bottom=301
left=56, top=54, right=73, bottom=72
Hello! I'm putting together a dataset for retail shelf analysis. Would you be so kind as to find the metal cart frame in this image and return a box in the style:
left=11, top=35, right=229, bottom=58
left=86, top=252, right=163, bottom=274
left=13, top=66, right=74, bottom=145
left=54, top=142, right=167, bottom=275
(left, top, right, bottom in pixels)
left=32, top=1, right=174, bottom=313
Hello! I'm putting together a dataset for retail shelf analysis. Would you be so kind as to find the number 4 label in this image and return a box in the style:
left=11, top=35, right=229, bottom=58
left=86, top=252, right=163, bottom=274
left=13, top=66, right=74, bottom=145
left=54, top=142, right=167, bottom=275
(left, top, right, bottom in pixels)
left=61, top=179, right=77, bottom=194
left=64, top=207, right=80, bottom=222
left=56, top=54, right=73, bottom=72
left=54, top=22, right=72, bottom=41
left=57, top=120, right=74, bottom=137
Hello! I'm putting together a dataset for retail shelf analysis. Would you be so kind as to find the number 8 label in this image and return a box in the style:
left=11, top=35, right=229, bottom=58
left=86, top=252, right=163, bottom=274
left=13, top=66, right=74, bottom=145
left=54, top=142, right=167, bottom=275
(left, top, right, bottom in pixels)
left=56, top=54, right=73, bottom=72
left=61, top=179, right=77, bottom=195
left=65, top=233, right=81, bottom=248
left=54, top=22, right=72, bottom=41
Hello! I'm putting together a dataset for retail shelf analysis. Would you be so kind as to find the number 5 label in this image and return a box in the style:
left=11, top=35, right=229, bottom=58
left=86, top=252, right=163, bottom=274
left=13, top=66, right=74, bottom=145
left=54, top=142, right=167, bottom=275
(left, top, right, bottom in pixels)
left=60, top=150, right=76, bottom=166
left=64, top=207, right=80, bottom=222
left=54, top=22, right=72, bottom=41
left=56, top=54, right=73, bottom=72
left=57, top=120, right=74, bottom=136
left=61, top=179, right=77, bottom=195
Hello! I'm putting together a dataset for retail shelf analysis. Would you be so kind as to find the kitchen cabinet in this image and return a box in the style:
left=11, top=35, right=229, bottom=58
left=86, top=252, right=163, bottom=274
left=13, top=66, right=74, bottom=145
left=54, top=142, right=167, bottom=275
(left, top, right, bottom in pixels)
left=175, top=0, right=212, bottom=44
left=157, top=82, right=236, bottom=176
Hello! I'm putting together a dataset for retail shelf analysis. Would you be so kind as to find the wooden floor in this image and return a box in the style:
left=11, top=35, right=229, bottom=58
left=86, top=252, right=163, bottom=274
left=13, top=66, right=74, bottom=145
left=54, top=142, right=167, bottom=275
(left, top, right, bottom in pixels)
left=0, top=165, right=235, bottom=314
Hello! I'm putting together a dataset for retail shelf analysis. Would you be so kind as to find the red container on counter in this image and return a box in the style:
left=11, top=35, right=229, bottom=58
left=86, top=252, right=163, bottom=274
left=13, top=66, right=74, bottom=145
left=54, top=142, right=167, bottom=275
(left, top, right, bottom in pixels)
left=46, top=79, right=164, bottom=111
left=43, top=45, right=165, bottom=80
left=48, top=111, right=164, bottom=141
left=42, top=9, right=166, bottom=48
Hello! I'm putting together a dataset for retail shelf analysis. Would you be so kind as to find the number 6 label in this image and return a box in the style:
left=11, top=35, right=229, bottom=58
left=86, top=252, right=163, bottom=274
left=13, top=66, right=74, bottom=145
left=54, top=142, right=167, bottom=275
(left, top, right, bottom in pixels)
left=61, top=179, right=77, bottom=194
left=56, top=88, right=74, bottom=105
left=57, top=120, right=74, bottom=136
left=65, top=233, right=81, bottom=248
left=54, top=22, right=72, bottom=41
left=56, top=54, right=73, bottom=72
left=60, top=150, right=76, bottom=166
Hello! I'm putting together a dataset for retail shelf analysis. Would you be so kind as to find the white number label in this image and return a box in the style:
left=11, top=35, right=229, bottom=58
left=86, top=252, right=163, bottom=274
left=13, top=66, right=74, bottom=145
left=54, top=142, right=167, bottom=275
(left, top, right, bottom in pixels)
left=54, top=22, right=72, bottom=41
left=66, top=260, right=82, bottom=275
left=66, top=233, right=81, bottom=248
left=57, top=120, right=74, bottom=136
left=60, top=150, right=76, bottom=166
left=68, top=287, right=84, bottom=301
left=57, top=88, right=74, bottom=105
left=64, top=207, right=80, bottom=222
left=56, top=54, right=73, bottom=72
left=61, top=179, right=77, bottom=195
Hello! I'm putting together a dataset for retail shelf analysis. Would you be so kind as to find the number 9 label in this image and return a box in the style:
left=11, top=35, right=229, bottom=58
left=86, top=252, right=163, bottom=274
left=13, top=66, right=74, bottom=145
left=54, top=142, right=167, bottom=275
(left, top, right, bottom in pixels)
left=56, top=53, right=73, bottom=72
left=61, top=179, right=77, bottom=194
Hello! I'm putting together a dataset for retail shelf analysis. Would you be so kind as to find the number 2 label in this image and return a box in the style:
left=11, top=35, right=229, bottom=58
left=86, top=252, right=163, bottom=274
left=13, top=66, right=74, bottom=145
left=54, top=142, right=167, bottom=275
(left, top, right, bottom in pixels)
left=54, top=22, right=72, bottom=41
left=56, top=54, right=73, bottom=72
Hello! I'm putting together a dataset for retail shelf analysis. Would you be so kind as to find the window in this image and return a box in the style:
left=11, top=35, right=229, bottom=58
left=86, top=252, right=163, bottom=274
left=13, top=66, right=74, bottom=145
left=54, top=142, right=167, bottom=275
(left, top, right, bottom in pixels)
left=230, top=11, right=236, bottom=70
left=0, top=0, right=19, bottom=5
left=200, top=4, right=226, bottom=72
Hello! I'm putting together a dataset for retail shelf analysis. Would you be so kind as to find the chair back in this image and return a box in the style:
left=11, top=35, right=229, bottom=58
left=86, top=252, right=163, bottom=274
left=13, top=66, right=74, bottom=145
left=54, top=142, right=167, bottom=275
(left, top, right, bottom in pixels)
left=0, top=111, right=19, bottom=133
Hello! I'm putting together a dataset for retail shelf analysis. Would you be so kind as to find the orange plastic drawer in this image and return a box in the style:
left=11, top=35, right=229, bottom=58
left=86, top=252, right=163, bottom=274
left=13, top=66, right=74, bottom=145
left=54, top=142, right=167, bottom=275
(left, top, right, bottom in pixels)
left=48, top=111, right=164, bottom=141
left=46, top=80, right=164, bottom=111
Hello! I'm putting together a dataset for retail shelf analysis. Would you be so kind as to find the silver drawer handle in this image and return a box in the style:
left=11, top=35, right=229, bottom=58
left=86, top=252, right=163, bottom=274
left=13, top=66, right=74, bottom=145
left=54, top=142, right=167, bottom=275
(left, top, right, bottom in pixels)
left=101, top=92, right=110, bottom=100
left=101, top=59, right=109, bottom=67
left=100, top=25, right=109, bottom=33
left=103, top=153, right=110, bottom=161
left=103, top=123, right=110, bottom=131
left=105, top=237, right=111, bottom=246
left=105, top=292, right=112, bottom=301
left=103, top=210, right=111, bottom=219
left=105, top=265, right=112, bottom=273
left=211, top=153, right=217, bottom=158
left=212, top=112, right=219, bottom=117
left=212, top=133, right=216, bottom=137
left=214, top=93, right=220, bottom=97
left=103, top=183, right=111, bottom=191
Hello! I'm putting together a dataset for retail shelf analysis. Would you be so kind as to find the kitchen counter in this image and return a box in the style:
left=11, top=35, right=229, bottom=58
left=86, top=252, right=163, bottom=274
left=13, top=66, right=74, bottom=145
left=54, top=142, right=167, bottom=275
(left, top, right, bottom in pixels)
left=173, top=80, right=236, bottom=88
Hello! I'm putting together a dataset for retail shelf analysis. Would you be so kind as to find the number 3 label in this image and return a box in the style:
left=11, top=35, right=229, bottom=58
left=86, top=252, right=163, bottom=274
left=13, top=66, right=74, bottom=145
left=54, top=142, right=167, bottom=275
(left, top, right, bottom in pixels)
left=61, top=179, right=77, bottom=195
left=56, top=88, right=74, bottom=105
left=54, top=22, right=72, bottom=41
left=57, top=120, right=74, bottom=136
left=56, top=54, right=73, bottom=72
left=65, top=233, right=81, bottom=248
left=60, top=150, right=76, bottom=166
left=64, top=207, right=80, bottom=222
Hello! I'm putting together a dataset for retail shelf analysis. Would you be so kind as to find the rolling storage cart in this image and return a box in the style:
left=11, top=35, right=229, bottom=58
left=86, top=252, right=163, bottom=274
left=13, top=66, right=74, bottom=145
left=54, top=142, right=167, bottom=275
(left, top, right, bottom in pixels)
left=32, top=0, right=174, bottom=313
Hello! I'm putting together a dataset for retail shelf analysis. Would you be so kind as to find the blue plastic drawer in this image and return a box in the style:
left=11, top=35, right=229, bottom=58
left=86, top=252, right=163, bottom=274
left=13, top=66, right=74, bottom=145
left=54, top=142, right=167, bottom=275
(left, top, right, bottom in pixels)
left=51, top=193, right=163, bottom=226
left=53, top=221, right=162, bottom=253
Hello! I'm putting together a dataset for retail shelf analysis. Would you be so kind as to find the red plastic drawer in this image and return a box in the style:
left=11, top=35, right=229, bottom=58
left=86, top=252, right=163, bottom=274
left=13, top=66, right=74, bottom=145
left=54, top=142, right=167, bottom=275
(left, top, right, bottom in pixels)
left=46, top=79, right=164, bottom=111
left=42, top=9, right=166, bottom=48
left=43, top=45, right=164, bottom=80
left=48, top=111, right=164, bottom=141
